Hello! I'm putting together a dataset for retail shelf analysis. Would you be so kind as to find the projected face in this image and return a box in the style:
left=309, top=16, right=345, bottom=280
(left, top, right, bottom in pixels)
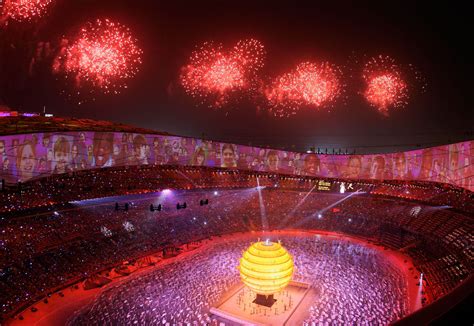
left=54, top=150, right=68, bottom=173
left=139, top=145, right=146, bottom=159
left=222, top=145, right=236, bottom=167
left=12, top=139, right=19, bottom=155
left=42, top=136, right=50, bottom=148
left=53, top=137, right=70, bottom=174
left=303, top=154, right=319, bottom=175
left=346, top=157, right=362, bottom=178
left=38, top=158, right=46, bottom=171
left=197, top=153, right=205, bottom=165
left=223, top=148, right=234, bottom=165
left=18, top=143, right=36, bottom=181
left=95, top=140, right=112, bottom=167
left=93, top=133, right=114, bottom=167
left=266, top=152, right=279, bottom=171
left=113, top=144, right=120, bottom=156
left=71, top=145, right=78, bottom=159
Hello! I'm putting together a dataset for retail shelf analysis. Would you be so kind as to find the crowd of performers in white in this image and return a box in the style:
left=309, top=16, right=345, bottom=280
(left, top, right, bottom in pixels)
left=69, top=235, right=408, bottom=325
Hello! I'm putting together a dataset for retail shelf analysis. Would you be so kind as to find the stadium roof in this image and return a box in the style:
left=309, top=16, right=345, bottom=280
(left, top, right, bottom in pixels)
left=0, top=116, right=171, bottom=136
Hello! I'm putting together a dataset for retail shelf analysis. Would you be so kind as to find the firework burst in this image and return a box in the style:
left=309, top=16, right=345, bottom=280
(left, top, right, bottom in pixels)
left=180, top=38, right=265, bottom=108
left=53, top=18, right=143, bottom=100
left=1, top=0, right=53, bottom=23
left=266, top=61, right=343, bottom=117
left=362, top=55, right=408, bottom=115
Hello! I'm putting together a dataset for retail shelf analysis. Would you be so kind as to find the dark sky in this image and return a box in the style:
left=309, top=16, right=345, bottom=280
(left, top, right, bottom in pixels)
left=0, top=1, right=472, bottom=153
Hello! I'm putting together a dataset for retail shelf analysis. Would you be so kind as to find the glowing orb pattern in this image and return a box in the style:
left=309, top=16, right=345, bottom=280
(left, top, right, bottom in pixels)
left=362, top=55, right=408, bottom=115
left=53, top=19, right=143, bottom=97
left=1, top=0, right=53, bottom=22
left=180, top=39, right=265, bottom=108
left=238, top=240, right=294, bottom=295
left=266, top=61, right=343, bottom=117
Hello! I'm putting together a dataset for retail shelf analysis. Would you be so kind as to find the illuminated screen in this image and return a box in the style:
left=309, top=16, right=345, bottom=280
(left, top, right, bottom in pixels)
left=0, top=131, right=472, bottom=191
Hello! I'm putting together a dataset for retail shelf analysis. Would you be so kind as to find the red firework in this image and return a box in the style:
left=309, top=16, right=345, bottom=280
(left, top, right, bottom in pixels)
left=363, top=55, right=408, bottom=115
left=180, top=39, right=265, bottom=108
left=266, top=61, right=343, bottom=117
left=1, top=0, right=53, bottom=22
left=54, top=18, right=143, bottom=97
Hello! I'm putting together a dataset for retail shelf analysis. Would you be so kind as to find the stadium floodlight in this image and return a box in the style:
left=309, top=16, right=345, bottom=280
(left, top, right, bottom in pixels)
left=100, top=226, right=113, bottom=237
left=339, top=182, right=346, bottom=194
left=123, top=221, right=135, bottom=232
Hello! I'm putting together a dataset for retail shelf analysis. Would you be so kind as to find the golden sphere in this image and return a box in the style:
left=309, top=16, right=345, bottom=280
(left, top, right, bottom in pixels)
left=238, top=240, right=294, bottom=295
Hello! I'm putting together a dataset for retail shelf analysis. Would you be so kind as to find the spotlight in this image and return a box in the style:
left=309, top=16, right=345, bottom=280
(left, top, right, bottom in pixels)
left=317, top=213, right=322, bottom=219
left=213, top=191, right=218, bottom=195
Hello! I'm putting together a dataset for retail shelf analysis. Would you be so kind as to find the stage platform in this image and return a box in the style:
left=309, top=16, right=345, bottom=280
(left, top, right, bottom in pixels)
left=210, top=281, right=313, bottom=325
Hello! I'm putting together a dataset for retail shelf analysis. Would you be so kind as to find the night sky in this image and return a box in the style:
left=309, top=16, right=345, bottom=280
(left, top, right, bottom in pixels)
left=0, top=1, right=472, bottom=153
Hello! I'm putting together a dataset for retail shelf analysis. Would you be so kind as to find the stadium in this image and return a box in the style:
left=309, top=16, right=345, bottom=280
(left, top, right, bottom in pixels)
left=0, top=115, right=472, bottom=325
left=0, top=1, right=473, bottom=326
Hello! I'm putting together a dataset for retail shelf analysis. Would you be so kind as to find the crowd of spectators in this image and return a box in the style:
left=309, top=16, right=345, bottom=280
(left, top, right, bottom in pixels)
left=371, top=180, right=474, bottom=213
left=1, top=165, right=472, bottom=214
left=1, top=186, right=472, bottom=321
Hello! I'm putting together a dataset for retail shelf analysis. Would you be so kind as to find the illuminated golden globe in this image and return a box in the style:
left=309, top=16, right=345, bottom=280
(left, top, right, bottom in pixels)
left=238, top=240, right=294, bottom=296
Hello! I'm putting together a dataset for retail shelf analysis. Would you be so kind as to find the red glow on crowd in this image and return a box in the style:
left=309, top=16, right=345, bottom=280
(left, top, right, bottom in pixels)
left=180, top=39, right=265, bottom=108
left=53, top=19, right=143, bottom=98
left=363, top=55, right=408, bottom=115
left=266, top=61, right=343, bottom=117
left=1, top=0, right=53, bottom=22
